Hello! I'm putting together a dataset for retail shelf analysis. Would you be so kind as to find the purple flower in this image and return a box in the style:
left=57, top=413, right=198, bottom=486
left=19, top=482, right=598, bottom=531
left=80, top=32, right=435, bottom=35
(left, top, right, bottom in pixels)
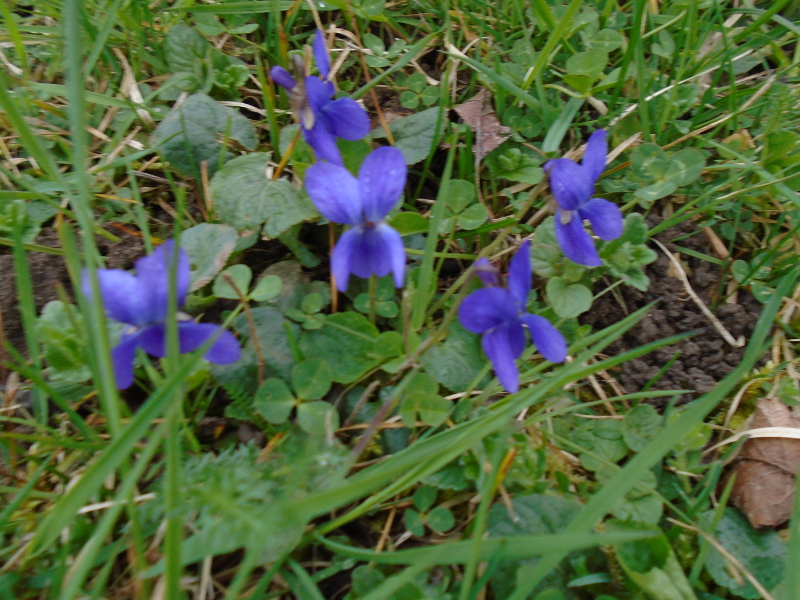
left=82, top=241, right=240, bottom=389
left=305, top=146, right=407, bottom=292
left=458, top=242, right=567, bottom=393
left=545, top=130, right=623, bottom=267
left=270, top=30, right=370, bottom=166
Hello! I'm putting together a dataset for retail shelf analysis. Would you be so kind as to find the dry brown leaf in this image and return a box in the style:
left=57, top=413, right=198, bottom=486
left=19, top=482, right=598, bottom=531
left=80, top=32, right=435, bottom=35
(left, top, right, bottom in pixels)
left=730, top=398, right=800, bottom=528
left=453, top=89, right=510, bottom=162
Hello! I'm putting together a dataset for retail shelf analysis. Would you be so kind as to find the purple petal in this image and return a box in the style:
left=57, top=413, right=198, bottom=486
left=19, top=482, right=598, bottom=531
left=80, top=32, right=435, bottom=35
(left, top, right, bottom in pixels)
left=458, top=287, right=519, bottom=334
left=358, top=147, right=407, bottom=223
left=303, top=120, right=343, bottom=165
left=555, top=211, right=602, bottom=267
left=507, top=240, right=531, bottom=308
left=305, top=76, right=335, bottom=114
left=177, top=322, right=241, bottom=364
left=313, top=30, right=330, bottom=80
left=136, top=322, right=241, bottom=364
left=474, top=258, right=502, bottom=287
left=323, top=98, right=371, bottom=141
left=135, top=240, right=190, bottom=317
left=582, top=129, right=608, bottom=183
left=547, top=158, right=592, bottom=210
left=346, top=223, right=406, bottom=285
left=520, top=314, right=567, bottom=363
left=111, top=330, right=142, bottom=389
left=305, top=162, right=362, bottom=225
left=579, top=197, right=623, bottom=241
left=331, top=227, right=360, bottom=292
left=270, top=66, right=296, bottom=91
left=82, top=268, right=151, bottom=327
left=482, top=321, right=526, bottom=393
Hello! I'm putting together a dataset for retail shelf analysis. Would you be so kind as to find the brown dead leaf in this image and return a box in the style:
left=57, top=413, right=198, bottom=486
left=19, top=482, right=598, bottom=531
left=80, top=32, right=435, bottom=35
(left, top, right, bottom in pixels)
left=730, top=398, right=800, bottom=528
left=453, top=89, right=510, bottom=162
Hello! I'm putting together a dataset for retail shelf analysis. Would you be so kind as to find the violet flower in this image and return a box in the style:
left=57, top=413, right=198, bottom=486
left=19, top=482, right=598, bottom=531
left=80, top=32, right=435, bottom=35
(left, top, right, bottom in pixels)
left=545, top=130, right=623, bottom=267
left=270, top=30, right=370, bottom=166
left=82, top=241, right=240, bottom=389
left=305, top=146, right=407, bottom=292
left=458, top=241, right=567, bottom=393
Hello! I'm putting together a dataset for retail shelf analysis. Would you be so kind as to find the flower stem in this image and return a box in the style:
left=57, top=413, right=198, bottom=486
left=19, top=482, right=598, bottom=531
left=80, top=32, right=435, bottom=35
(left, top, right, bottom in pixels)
left=368, top=274, right=377, bottom=324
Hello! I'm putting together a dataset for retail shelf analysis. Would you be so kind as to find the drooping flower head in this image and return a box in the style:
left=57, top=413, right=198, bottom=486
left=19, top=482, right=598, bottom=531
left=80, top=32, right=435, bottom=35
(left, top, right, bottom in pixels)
left=82, top=241, right=240, bottom=389
left=270, top=30, right=370, bottom=166
left=305, top=146, right=407, bottom=292
left=545, top=130, right=623, bottom=267
left=458, top=242, right=567, bottom=393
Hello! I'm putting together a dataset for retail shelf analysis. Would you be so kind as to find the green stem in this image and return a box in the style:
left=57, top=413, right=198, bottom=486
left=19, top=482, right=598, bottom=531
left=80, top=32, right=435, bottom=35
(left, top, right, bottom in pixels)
left=368, top=275, right=378, bottom=324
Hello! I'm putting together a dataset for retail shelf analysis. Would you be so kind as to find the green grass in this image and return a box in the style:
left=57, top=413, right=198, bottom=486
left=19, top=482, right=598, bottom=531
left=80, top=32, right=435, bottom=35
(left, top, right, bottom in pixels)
left=1, top=0, right=800, bottom=598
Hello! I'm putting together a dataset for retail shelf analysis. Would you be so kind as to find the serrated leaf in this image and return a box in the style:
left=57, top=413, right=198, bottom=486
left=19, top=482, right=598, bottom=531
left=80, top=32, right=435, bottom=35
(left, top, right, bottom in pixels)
left=486, top=144, right=544, bottom=184
left=181, top=223, right=238, bottom=291
left=210, top=153, right=317, bottom=236
left=622, top=404, right=662, bottom=452
left=291, top=358, right=332, bottom=400
left=150, top=93, right=256, bottom=178
left=37, top=301, right=90, bottom=383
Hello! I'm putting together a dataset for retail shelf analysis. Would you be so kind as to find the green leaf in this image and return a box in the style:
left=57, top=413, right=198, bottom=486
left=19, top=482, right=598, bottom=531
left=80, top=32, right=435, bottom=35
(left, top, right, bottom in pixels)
left=297, top=401, right=340, bottom=435
left=487, top=493, right=584, bottom=599
left=413, top=485, right=437, bottom=512
left=545, top=277, right=593, bottom=319
left=291, top=358, right=333, bottom=400
left=400, top=392, right=450, bottom=427
left=703, top=508, right=786, bottom=599
left=250, top=274, right=283, bottom=302
left=181, top=223, right=238, bottom=291
left=164, top=24, right=212, bottom=92
left=622, top=405, right=662, bottom=452
left=150, top=93, right=256, bottom=178
left=212, top=307, right=298, bottom=392
left=634, top=180, right=678, bottom=203
left=445, top=179, right=477, bottom=214
left=404, top=508, right=426, bottom=537
left=299, top=312, right=380, bottom=383
left=592, top=29, right=625, bottom=52
left=486, top=144, right=544, bottom=184
left=422, top=322, right=488, bottom=392
left=612, top=521, right=697, bottom=600
left=372, top=107, right=441, bottom=165
left=664, top=148, right=705, bottom=186
left=213, top=264, right=252, bottom=299
left=253, top=378, right=295, bottom=424
left=426, top=506, right=455, bottom=533
left=210, top=153, right=317, bottom=236
left=37, top=301, right=90, bottom=383
left=572, top=420, right=628, bottom=471
left=565, top=49, right=608, bottom=81
left=389, top=211, right=429, bottom=236
left=458, top=203, right=488, bottom=230
left=631, top=144, right=669, bottom=179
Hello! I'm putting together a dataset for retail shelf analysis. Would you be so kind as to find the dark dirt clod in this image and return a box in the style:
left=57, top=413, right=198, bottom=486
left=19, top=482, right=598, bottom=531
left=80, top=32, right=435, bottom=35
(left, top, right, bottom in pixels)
left=581, top=216, right=763, bottom=405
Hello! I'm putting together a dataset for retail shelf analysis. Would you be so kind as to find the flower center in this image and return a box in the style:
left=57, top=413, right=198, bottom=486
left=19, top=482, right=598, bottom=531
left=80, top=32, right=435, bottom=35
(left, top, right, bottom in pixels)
left=560, top=209, right=574, bottom=225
